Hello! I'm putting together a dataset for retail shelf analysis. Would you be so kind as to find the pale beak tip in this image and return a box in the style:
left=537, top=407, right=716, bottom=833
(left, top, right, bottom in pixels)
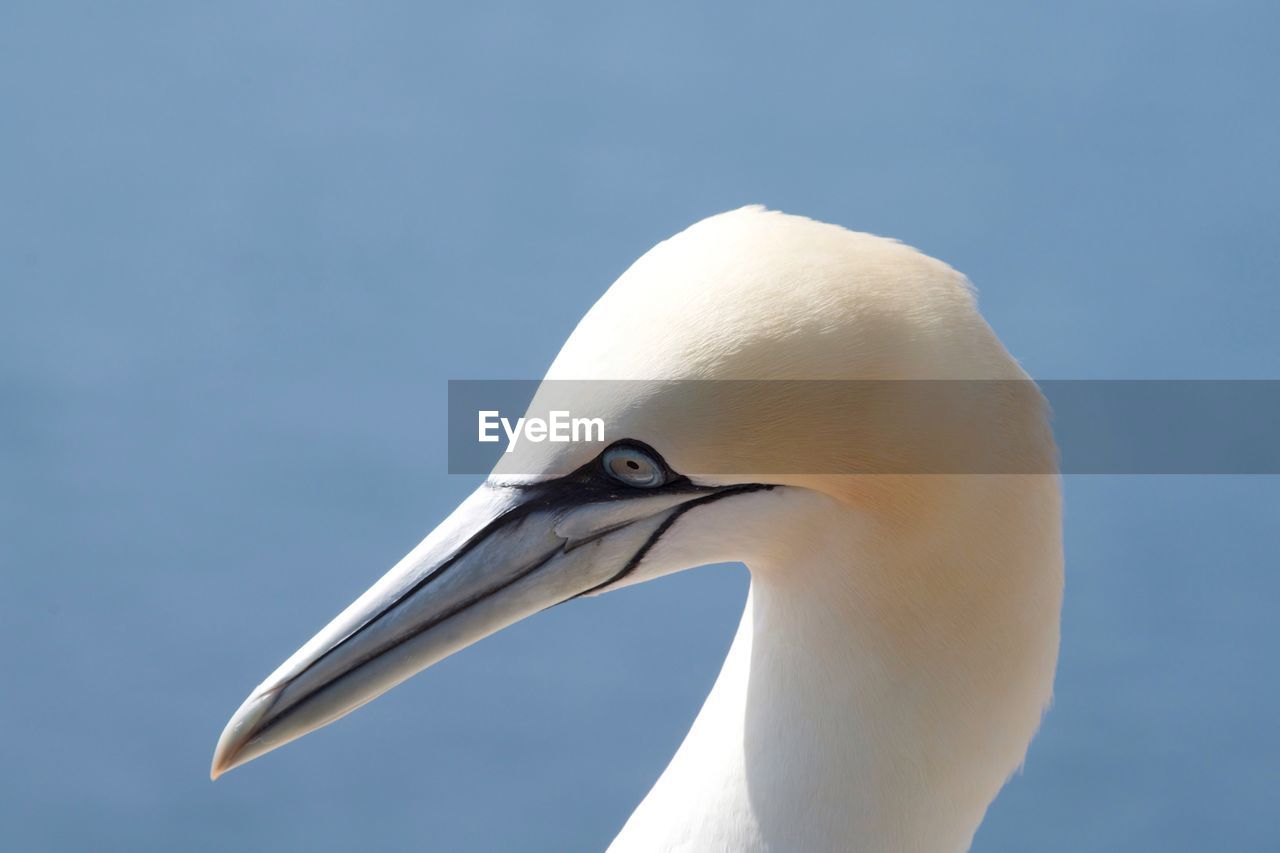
left=210, top=687, right=279, bottom=782
left=210, top=738, right=239, bottom=781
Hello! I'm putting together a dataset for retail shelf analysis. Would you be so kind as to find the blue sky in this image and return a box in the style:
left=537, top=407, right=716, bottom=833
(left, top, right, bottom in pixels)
left=2, top=2, right=1277, bottom=850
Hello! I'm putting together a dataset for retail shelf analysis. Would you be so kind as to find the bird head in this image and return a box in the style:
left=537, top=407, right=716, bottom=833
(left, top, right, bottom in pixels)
left=211, top=207, right=1055, bottom=779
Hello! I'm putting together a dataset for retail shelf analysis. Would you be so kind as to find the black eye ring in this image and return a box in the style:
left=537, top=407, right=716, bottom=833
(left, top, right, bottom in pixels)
left=601, top=444, right=666, bottom=488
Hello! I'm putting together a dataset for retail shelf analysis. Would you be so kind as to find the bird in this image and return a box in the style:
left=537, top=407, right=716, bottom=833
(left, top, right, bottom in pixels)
left=212, top=207, right=1063, bottom=852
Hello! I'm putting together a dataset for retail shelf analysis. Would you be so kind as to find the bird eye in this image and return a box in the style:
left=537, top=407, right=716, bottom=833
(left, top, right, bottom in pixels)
left=602, top=444, right=666, bottom=488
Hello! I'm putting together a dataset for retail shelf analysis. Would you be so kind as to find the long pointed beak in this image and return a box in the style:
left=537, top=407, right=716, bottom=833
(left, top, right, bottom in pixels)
left=210, top=478, right=741, bottom=780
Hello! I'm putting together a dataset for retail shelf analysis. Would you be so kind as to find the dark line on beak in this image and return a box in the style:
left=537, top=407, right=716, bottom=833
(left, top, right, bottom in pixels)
left=259, top=489, right=538, bottom=701
left=268, top=475, right=713, bottom=698
left=573, top=482, right=775, bottom=599
left=247, top=541, right=568, bottom=743
left=262, top=478, right=772, bottom=724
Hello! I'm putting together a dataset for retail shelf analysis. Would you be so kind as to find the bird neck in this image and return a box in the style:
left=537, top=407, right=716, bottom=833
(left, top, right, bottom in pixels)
left=611, top=479, right=1062, bottom=853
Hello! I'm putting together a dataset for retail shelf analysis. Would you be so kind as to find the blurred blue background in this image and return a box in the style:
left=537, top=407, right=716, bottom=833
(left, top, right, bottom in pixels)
left=3, top=2, right=1277, bottom=850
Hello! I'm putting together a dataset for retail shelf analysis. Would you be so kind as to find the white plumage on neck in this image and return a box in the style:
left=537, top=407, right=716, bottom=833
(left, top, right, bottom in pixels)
left=519, top=207, right=1065, bottom=851
left=610, top=474, right=1060, bottom=853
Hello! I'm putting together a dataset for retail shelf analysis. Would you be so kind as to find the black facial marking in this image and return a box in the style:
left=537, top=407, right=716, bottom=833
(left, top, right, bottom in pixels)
left=259, top=440, right=771, bottom=727
left=571, top=480, right=775, bottom=599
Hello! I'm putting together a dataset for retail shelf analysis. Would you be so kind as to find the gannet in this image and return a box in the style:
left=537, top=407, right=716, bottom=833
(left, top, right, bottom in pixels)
left=212, top=207, right=1063, bottom=852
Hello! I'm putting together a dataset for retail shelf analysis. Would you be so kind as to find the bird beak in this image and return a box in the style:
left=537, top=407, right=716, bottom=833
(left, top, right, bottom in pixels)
left=211, top=477, right=750, bottom=779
